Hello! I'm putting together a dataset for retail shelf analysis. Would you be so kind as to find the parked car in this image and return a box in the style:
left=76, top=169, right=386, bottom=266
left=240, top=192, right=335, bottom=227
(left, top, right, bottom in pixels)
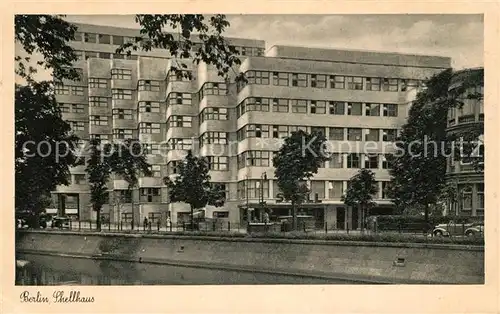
left=16, top=211, right=50, bottom=229
left=432, top=221, right=475, bottom=237
left=51, top=216, right=71, bottom=229
left=464, top=223, right=484, bottom=238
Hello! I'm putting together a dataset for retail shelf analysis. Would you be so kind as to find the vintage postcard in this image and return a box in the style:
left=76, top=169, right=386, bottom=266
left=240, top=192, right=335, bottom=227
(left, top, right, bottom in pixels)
left=1, top=1, right=498, bottom=313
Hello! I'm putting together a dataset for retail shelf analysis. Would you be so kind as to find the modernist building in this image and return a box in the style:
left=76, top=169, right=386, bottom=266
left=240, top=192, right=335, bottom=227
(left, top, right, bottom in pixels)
left=445, top=68, right=484, bottom=217
left=50, top=22, right=451, bottom=229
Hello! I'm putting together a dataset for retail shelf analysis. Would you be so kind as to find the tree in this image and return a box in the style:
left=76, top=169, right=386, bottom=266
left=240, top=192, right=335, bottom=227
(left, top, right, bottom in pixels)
left=164, top=151, right=225, bottom=230
left=388, top=68, right=483, bottom=224
left=272, top=130, right=328, bottom=230
left=341, top=169, right=378, bottom=232
left=116, top=14, right=241, bottom=80
left=15, top=15, right=81, bottom=216
left=86, top=139, right=151, bottom=230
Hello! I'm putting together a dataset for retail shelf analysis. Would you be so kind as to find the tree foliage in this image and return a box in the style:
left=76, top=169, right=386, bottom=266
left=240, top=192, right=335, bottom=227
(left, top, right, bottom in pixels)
left=86, top=139, right=151, bottom=230
left=15, top=81, right=79, bottom=213
left=272, top=130, right=328, bottom=229
left=116, top=14, right=241, bottom=80
left=388, top=68, right=484, bottom=222
left=342, top=169, right=378, bottom=231
left=164, top=151, right=225, bottom=228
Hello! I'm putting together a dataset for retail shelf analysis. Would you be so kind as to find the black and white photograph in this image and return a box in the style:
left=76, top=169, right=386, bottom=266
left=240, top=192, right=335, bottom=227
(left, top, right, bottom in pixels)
left=7, top=7, right=495, bottom=312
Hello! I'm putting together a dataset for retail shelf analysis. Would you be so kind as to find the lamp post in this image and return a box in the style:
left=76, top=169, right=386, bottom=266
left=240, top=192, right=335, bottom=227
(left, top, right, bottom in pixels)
left=245, top=174, right=250, bottom=224
left=260, top=172, right=267, bottom=222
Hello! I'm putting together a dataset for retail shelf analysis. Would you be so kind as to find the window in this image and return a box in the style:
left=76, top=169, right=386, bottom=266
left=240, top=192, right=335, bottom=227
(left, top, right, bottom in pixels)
left=310, top=100, right=326, bottom=114
left=111, top=69, right=132, bottom=80
left=347, top=153, right=361, bottom=168
left=291, top=99, right=307, bottom=113
left=310, top=74, right=327, bottom=88
left=90, top=134, right=110, bottom=142
left=73, top=32, right=83, bottom=42
left=139, top=122, right=161, bottom=134
left=328, top=101, right=345, bottom=115
left=116, top=190, right=132, bottom=203
left=245, top=124, right=269, bottom=138
left=201, top=82, right=227, bottom=96
left=89, top=78, right=108, bottom=89
left=146, top=165, right=161, bottom=177
left=112, top=89, right=133, bottom=100
left=328, top=153, right=343, bottom=168
left=71, top=86, right=85, bottom=96
left=328, top=181, right=343, bottom=198
left=168, top=138, right=193, bottom=150
left=291, top=73, right=307, bottom=87
left=90, top=115, right=108, bottom=126
left=168, top=116, right=192, bottom=128
left=70, top=121, right=85, bottom=131
left=167, top=92, right=192, bottom=105
left=329, top=127, right=344, bottom=141
left=210, top=183, right=229, bottom=200
left=142, top=143, right=160, bottom=155
left=247, top=71, right=270, bottom=85
left=365, top=155, right=379, bottom=169
left=382, top=129, right=397, bottom=142
left=112, top=35, right=124, bottom=45
left=207, top=156, right=228, bottom=171
left=366, top=77, right=381, bottom=91
left=200, top=132, right=227, bottom=145
left=311, top=127, right=325, bottom=137
left=55, top=84, right=70, bottom=95
left=347, top=128, right=362, bottom=141
left=271, top=125, right=289, bottom=139
left=73, top=174, right=86, bottom=185
left=113, top=54, right=124, bottom=59
left=138, top=80, right=161, bottom=92
left=382, top=154, right=390, bottom=169
left=365, top=103, right=380, bottom=116
left=346, top=76, right=363, bottom=90
left=461, top=186, right=473, bottom=210
left=84, top=33, right=97, bottom=43
left=288, top=125, right=307, bottom=136
left=365, top=129, right=380, bottom=142
left=112, top=109, right=133, bottom=120
left=168, top=161, right=180, bottom=174
left=84, top=51, right=98, bottom=60
left=383, top=78, right=398, bottom=92
left=100, top=52, right=111, bottom=59
left=71, top=104, right=85, bottom=113
left=98, top=34, right=111, bottom=44
left=139, top=101, right=160, bottom=113
left=400, top=79, right=419, bottom=91
left=243, top=151, right=270, bottom=167
left=383, top=104, right=398, bottom=117
left=59, top=103, right=70, bottom=112
left=272, top=72, right=288, bottom=86
left=330, top=75, right=345, bottom=89
left=201, top=107, right=228, bottom=122
left=243, top=180, right=269, bottom=199
left=347, top=102, right=362, bottom=115
left=238, top=97, right=269, bottom=116
left=477, top=183, right=484, bottom=210
left=167, top=69, right=191, bottom=82
left=140, top=188, right=161, bottom=203
left=113, top=129, right=133, bottom=139
left=272, top=98, right=289, bottom=113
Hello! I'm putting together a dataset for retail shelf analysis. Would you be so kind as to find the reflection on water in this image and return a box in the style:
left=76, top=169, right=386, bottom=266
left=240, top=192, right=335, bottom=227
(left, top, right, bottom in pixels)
left=16, top=254, right=355, bottom=285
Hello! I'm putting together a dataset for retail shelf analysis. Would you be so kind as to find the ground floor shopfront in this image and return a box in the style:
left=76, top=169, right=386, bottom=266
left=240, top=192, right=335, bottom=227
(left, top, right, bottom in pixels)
left=238, top=202, right=396, bottom=230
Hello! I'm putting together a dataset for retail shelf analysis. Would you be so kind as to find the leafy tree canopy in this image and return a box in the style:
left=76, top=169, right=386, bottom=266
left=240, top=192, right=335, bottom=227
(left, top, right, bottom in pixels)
left=342, top=169, right=378, bottom=209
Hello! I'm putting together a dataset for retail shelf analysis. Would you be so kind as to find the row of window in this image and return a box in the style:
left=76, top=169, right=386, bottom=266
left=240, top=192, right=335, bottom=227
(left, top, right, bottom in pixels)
left=235, top=150, right=392, bottom=170
left=236, top=180, right=392, bottom=200
left=236, top=97, right=398, bottom=117
left=74, top=50, right=139, bottom=61
left=167, top=156, right=229, bottom=172
left=55, top=85, right=85, bottom=96
left=237, top=70, right=423, bottom=93
left=236, top=124, right=398, bottom=142
left=60, top=103, right=86, bottom=113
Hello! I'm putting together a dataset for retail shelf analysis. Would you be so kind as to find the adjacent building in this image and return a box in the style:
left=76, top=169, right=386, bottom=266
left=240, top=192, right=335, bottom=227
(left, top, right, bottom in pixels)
left=50, top=22, right=451, bottom=229
left=445, top=67, right=484, bottom=217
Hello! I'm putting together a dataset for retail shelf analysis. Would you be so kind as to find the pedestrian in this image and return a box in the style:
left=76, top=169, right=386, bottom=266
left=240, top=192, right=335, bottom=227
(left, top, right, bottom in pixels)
left=143, top=217, right=148, bottom=231
left=166, top=217, right=171, bottom=228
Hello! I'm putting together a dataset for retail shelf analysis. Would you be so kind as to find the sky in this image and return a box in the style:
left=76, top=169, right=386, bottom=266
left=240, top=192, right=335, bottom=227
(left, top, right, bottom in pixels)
left=64, top=14, right=484, bottom=70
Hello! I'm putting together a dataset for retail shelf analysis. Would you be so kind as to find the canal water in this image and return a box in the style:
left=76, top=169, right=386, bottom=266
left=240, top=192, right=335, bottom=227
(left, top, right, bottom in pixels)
left=16, top=254, right=357, bottom=285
